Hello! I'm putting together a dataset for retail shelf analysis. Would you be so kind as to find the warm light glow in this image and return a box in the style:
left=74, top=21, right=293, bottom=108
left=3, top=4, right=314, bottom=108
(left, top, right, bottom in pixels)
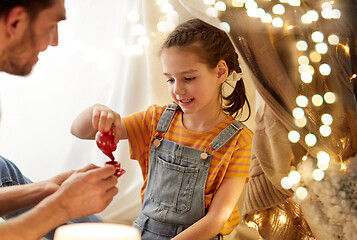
left=322, top=2, right=332, bottom=10
left=288, top=131, right=300, bottom=143
left=296, top=187, right=308, bottom=200
left=309, top=51, right=322, bottom=62
left=272, top=4, right=285, bottom=14
left=328, top=34, right=339, bottom=45
left=312, top=94, right=323, bottom=106
left=324, top=92, right=336, bottom=104
left=220, top=22, right=231, bottom=32
left=293, top=107, right=305, bottom=119
left=295, top=116, right=307, bottom=128
left=317, top=151, right=330, bottom=162
left=319, top=63, right=331, bottom=75
left=137, top=36, right=150, bottom=46
left=160, top=3, right=173, bottom=13
left=311, top=31, right=324, bottom=42
left=54, top=223, right=141, bottom=240
left=316, top=42, right=328, bottom=54
left=305, top=133, right=317, bottom=146
left=281, top=176, right=293, bottom=189
left=214, top=1, right=227, bottom=11
left=232, top=0, right=245, bottom=7
left=131, top=24, right=146, bottom=36
left=307, top=10, right=319, bottom=21
left=288, top=0, right=301, bottom=6
left=279, top=214, right=287, bottom=223
left=261, top=13, right=273, bottom=23
left=272, top=17, right=284, bottom=27
left=289, top=170, right=301, bottom=184
left=203, top=0, right=215, bottom=5
left=206, top=7, right=218, bottom=17
left=297, top=41, right=308, bottom=51
left=296, top=95, right=308, bottom=107
left=127, top=11, right=140, bottom=22
left=301, top=72, right=313, bottom=83
left=320, top=125, right=331, bottom=137
left=313, top=169, right=325, bottom=181
left=298, top=56, right=309, bottom=65
left=332, top=9, right=341, bottom=19
left=321, top=114, right=333, bottom=125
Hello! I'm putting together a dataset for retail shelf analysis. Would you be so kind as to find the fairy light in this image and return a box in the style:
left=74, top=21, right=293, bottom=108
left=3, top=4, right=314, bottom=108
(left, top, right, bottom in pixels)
left=272, top=4, right=285, bottom=14
left=281, top=176, right=293, bottom=189
left=214, top=1, right=227, bottom=11
left=293, top=107, right=305, bottom=119
left=305, top=133, right=317, bottom=147
left=313, top=169, right=325, bottom=181
left=289, top=170, right=301, bottom=184
left=296, top=41, right=308, bottom=51
left=288, top=0, right=301, bottom=6
left=160, top=3, right=173, bottom=13
left=261, top=13, right=273, bottom=23
left=321, top=114, right=333, bottom=125
left=307, top=10, right=319, bottom=21
left=288, top=130, right=300, bottom=143
left=316, top=42, right=328, bottom=54
left=311, top=31, right=324, bottom=43
left=245, top=1, right=258, bottom=10
left=296, top=95, right=308, bottom=107
left=309, top=51, right=322, bottom=62
left=319, top=63, right=331, bottom=75
left=279, top=214, right=287, bottom=224
left=324, top=92, right=336, bottom=104
left=296, top=187, right=308, bottom=200
left=325, top=35, right=338, bottom=46
left=127, top=11, right=140, bottom=22
left=331, top=9, right=341, bottom=19
left=206, top=7, right=219, bottom=17
left=137, top=36, right=150, bottom=46
left=312, top=94, right=323, bottom=106
left=203, top=0, right=215, bottom=5
left=298, top=56, right=309, bottom=65
left=301, top=72, right=313, bottom=83
left=298, top=64, right=310, bottom=74
left=295, top=116, right=307, bottom=128
left=272, top=17, right=284, bottom=27
left=320, top=125, right=331, bottom=137
left=220, top=22, right=231, bottom=32
left=232, top=0, right=245, bottom=7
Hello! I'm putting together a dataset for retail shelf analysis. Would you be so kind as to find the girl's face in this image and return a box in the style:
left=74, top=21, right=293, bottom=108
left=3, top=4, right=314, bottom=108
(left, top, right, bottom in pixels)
left=161, top=46, right=226, bottom=116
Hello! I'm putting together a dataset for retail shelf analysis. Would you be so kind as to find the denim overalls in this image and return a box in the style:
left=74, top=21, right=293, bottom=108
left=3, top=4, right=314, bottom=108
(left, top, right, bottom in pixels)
left=133, top=104, right=244, bottom=240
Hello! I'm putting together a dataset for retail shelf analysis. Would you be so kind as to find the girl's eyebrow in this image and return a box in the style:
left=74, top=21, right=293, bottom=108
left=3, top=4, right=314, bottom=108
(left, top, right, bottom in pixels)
left=163, top=69, right=198, bottom=76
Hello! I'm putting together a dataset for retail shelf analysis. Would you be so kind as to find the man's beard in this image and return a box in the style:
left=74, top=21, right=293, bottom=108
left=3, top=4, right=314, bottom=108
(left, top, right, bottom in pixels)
left=0, top=26, right=36, bottom=76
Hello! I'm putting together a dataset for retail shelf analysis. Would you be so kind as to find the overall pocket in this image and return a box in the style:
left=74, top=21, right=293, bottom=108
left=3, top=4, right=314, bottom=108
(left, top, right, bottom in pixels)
left=149, top=155, right=199, bottom=214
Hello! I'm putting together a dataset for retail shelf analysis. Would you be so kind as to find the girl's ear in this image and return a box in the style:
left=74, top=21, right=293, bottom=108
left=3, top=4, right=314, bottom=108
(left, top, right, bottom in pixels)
left=4, top=6, right=28, bottom=38
left=216, top=60, right=228, bottom=83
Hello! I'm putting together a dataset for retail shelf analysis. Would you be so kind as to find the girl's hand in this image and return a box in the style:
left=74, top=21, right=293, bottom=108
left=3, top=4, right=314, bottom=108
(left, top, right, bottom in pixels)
left=91, top=104, right=122, bottom=144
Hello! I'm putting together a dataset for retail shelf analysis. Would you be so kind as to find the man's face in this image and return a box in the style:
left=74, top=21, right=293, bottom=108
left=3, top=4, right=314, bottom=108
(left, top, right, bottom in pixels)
left=1, top=0, right=66, bottom=76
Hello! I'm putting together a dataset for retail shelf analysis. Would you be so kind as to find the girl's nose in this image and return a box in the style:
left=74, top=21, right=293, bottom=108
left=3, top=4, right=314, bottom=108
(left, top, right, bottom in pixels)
left=174, top=82, right=185, bottom=95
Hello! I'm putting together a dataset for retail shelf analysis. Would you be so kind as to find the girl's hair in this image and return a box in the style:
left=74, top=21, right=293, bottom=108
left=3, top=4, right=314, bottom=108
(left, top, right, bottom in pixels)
left=161, top=18, right=251, bottom=120
left=0, top=0, right=55, bottom=22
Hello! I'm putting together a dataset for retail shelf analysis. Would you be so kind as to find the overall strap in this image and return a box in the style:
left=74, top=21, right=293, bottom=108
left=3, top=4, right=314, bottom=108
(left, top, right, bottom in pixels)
left=210, top=120, right=245, bottom=151
left=156, top=104, right=179, bottom=133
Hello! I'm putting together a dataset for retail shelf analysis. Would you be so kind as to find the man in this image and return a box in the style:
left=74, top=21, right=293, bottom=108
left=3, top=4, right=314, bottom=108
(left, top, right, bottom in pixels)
left=0, top=0, right=119, bottom=239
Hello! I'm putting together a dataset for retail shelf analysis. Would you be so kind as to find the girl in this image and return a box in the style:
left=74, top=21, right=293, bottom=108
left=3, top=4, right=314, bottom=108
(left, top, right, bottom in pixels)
left=71, top=18, right=253, bottom=240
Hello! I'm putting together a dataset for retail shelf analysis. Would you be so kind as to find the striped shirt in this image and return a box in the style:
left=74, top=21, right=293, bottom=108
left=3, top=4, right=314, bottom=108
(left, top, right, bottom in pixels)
left=123, top=105, right=253, bottom=235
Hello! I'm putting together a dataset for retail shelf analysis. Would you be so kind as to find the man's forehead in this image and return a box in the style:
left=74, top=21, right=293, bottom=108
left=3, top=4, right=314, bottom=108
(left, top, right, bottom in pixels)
left=39, top=0, right=66, bottom=22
